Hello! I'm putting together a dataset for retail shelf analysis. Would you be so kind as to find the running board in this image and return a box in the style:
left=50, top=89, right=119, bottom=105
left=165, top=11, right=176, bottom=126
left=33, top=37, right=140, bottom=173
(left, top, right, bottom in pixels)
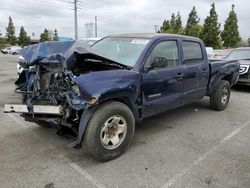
left=4, top=104, right=63, bottom=115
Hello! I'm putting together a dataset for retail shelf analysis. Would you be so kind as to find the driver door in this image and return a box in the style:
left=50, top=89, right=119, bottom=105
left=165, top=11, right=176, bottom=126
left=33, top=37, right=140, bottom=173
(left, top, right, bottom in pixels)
left=142, top=40, right=184, bottom=118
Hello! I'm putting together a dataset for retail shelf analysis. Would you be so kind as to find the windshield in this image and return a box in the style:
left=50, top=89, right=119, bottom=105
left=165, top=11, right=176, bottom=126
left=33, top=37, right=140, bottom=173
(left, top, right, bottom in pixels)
left=227, top=49, right=250, bottom=60
left=91, top=37, right=149, bottom=67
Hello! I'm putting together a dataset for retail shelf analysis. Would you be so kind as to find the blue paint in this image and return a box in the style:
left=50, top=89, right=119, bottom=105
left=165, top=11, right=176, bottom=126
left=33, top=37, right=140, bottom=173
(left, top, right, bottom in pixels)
left=18, top=34, right=240, bottom=121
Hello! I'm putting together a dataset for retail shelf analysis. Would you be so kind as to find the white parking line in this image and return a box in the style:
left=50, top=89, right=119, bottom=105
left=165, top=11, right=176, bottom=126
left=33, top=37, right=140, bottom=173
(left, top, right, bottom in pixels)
left=4, top=112, right=106, bottom=188
left=68, top=161, right=106, bottom=188
left=6, top=113, right=29, bottom=129
left=161, top=120, right=250, bottom=188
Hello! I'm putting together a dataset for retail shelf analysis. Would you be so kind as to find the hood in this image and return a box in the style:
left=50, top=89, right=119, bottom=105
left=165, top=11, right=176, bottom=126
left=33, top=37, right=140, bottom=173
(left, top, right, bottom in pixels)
left=237, top=59, right=250, bottom=65
left=18, top=41, right=130, bottom=69
left=73, top=70, right=140, bottom=102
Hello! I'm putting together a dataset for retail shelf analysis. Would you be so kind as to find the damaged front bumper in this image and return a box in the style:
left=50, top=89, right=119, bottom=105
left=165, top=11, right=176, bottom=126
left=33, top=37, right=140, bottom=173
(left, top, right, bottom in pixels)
left=4, top=104, right=63, bottom=115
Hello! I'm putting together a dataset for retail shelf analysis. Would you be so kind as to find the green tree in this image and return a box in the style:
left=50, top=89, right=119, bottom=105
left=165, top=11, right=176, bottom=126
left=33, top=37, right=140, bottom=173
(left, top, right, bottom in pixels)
left=160, top=20, right=171, bottom=33
left=0, top=32, right=7, bottom=48
left=170, top=13, right=176, bottom=30
left=186, top=6, right=201, bottom=37
left=160, top=12, right=184, bottom=34
left=40, top=28, right=50, bottom=42
left=18, top=26, right=30, bottom=46
left=53, top=28, right=59, bottom=41
left=200, top=3, right=222, bottom=49
left=221, top=5, right=241, bottom=48
left=187, top=25, right=203, bottom=37
left=174, top=12, right=182, bottom=33
left=6, top=17, right=16, bottom=45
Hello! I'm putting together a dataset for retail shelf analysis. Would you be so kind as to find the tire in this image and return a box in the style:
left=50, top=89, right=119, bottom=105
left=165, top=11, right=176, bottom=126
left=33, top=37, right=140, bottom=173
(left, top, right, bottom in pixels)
left=84, top=101, right=135, bottom=162
left=13, top=52, right=17, bottom=55
left=210, top=80, right=231, bottom=111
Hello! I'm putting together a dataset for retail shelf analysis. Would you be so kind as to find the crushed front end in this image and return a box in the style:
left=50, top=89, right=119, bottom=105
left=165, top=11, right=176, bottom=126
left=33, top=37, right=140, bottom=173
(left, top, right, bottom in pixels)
left=14, top=60, right=82, bottom=128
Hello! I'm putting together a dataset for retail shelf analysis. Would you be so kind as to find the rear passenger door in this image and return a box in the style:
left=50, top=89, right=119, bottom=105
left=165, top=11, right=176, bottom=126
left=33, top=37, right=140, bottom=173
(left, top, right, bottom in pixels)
left=182, top=41, right=209, bottom=104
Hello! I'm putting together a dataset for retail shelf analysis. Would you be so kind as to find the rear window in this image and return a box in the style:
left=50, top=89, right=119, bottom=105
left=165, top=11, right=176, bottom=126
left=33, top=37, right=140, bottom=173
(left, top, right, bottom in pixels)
left=183, top=41, right=203, bottom=63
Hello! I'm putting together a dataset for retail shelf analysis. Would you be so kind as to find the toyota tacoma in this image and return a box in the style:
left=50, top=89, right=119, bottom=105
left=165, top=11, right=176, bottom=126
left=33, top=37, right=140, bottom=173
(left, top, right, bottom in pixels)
left=4, top=34, right=240, bottom=161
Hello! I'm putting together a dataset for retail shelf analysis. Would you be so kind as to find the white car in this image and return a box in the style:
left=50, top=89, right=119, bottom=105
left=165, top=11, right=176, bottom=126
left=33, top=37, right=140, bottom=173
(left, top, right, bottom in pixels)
left=1, top=47, right=11, bottom=54
left=1, top=46, right=22, bottom=55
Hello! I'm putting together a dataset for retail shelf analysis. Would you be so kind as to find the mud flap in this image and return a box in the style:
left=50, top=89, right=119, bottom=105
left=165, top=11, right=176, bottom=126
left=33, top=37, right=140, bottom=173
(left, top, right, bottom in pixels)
left=66, top=106, right=97, bottom=149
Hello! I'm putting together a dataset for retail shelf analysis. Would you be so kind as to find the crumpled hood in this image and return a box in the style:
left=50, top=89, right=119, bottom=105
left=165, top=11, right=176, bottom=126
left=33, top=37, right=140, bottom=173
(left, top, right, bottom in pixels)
left=73, top=70, right=140, bottom=102
left=19, top=41, right=129, bottom=69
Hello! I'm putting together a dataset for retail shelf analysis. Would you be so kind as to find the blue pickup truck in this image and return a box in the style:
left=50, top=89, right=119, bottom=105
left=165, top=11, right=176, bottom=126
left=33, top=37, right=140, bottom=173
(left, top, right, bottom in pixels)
left=4, top=33, right=240, bottom=161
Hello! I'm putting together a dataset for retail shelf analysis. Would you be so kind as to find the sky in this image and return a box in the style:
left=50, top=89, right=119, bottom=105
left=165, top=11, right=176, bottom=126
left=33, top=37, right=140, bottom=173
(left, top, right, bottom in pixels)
left=0, top=0, right=249, bottom=40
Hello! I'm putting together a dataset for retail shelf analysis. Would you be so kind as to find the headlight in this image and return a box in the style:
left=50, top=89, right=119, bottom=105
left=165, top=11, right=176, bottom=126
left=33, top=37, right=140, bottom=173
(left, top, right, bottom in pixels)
left=72, top=84, right=80, bottom=95
left=239, top=65, right=249, bottom=75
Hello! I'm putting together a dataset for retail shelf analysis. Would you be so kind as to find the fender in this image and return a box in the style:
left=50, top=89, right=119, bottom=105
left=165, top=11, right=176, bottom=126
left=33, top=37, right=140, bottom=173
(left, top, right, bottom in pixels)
left=67, top=105, right=98, bottom=149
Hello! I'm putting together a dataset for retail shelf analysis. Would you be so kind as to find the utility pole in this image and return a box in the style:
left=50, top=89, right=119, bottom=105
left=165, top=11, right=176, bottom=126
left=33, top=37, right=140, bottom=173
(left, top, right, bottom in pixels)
left=95, top=16, right=98, bottom=38
left=74, top=0, right=78, bottom=40
left=154, top=25, right=159, bottom=33
left=85, top=23, right=94, bottom=38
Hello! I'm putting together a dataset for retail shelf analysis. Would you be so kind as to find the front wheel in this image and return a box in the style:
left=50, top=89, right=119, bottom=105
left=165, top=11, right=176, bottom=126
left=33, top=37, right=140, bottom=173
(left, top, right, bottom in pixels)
left=210, top=80, right=231, bottom=111
left=84, top=101, right=135, bottom=162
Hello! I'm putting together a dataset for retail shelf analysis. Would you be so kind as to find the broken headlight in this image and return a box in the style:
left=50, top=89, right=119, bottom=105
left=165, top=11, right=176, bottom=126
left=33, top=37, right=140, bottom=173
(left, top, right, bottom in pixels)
left=72, top=84, right=80, bottom=96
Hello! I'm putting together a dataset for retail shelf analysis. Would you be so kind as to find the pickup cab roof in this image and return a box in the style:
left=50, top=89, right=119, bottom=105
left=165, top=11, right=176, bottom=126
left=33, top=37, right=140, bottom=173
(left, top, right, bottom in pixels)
left=107, top=33, right=202, bottom=41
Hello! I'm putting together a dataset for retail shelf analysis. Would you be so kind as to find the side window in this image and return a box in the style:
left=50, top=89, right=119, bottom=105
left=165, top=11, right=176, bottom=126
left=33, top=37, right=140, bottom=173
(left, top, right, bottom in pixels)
left=146, top=41, right=179, bottom=69
left=182, top=41, right=203, bottom=64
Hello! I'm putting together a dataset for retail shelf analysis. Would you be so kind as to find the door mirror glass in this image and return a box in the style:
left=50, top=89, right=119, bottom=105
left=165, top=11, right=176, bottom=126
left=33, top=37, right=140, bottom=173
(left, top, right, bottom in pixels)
left=144, top=40, right=179, bottom=72
left=150, top=57, right=168, bottom=69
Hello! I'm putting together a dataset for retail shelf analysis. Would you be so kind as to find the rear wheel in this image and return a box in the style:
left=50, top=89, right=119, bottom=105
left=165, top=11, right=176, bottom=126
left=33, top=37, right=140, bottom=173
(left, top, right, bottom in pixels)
left=84, top=101, right=135, bottom=161
left=210, top=80, right=231, bottom=111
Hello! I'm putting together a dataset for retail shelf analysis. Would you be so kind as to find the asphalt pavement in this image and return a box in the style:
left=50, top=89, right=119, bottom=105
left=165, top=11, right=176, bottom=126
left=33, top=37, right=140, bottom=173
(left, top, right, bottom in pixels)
left=0, top=53, right=249, bottom=188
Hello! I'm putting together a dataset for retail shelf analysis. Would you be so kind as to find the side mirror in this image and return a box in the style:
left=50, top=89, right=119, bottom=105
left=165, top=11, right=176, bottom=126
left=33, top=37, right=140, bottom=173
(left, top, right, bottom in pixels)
left=145, top=57, right=168, bottom=72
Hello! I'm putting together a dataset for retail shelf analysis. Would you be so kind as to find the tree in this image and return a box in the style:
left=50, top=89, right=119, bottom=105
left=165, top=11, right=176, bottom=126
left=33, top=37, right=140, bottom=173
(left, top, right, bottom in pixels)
left=0, top=32, right=7, bottom=48
left=160, top=20, right=171, bottom=33
left=187, top=24, right=203, bottom=37
left=18, top=26, right=30, bottom=46
left=186, top=6, right=201, bottom=37
left=159, top=12, right=184, bottom=35
left=170, top=13, right=176, bottom=30
left=174, top=12, right=182, bottom=33
left=200, top=3, right=222, bottom=49
left=6, top=17, right=16, bottom=45
left=53, top=28, right=59, bottom=41
left=221, top=5, right=241, bottom=48
left=40, top=28, right=50, bottom=42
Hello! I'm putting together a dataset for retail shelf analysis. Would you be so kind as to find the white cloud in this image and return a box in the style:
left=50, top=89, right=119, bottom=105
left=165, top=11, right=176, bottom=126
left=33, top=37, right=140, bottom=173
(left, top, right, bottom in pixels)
left=0, top=0, right=249, bottom=40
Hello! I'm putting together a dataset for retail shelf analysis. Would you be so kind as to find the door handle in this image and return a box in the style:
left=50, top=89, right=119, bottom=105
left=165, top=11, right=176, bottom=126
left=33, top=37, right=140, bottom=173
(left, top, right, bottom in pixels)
left=202, top=69, right=207, bottom=74
left=176, top=73, right=184, bottom=80
left=176, top=72, right=183, bottom=77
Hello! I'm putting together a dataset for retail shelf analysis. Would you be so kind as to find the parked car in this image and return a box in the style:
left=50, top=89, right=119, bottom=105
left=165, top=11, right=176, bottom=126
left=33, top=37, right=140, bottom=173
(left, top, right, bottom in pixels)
left=1, top=47, right=11, bottom=54
left=1, top=46, right=22, bottom=55
left=206, top=47, right=221, bottom=62
left=213, top=49, right=232, bottom=60
left=10, top=46, right=22, bottom=55
left=4, top=34, right=239, bottom=161
left=226, top=47, right=250, bottom=86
